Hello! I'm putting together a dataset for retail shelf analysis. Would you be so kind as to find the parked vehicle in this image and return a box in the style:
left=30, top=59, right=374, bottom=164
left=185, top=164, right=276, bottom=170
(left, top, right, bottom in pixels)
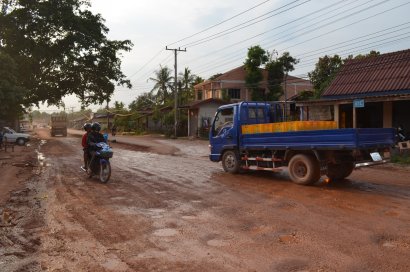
left=209, top=102, right=395, bottom=185
left=85, top=142, right=113, bottom=183
left=50, top=114, right=68, bottom=136
left=1, top=127, right=30, bottom=146
left=396, top=125, right=409, bottom=143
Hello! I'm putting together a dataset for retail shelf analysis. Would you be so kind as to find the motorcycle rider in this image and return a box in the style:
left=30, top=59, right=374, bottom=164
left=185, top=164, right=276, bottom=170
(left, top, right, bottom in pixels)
left=81, top=123, right=92, bottom=170
left=87, top=122, right=106, bottom=166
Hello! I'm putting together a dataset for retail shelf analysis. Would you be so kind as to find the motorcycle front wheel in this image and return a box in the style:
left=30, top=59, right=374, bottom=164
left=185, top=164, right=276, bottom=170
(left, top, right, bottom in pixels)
left=99, top=162, right=111, bottom=183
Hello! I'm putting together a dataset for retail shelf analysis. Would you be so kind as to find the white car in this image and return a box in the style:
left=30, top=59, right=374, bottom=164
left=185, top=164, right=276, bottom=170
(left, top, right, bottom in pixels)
left=1, top=127, right=30, bottom=146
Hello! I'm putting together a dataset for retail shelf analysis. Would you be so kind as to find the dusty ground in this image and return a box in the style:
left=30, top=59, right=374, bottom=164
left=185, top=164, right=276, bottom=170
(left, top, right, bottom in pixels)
left=1, top=128, right=410, bottom=272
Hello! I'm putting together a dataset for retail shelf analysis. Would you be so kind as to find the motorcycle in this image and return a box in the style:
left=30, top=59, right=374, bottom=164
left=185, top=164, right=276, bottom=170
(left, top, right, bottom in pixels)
left=85, top=142, right=113, bottom=183
left=396, top=125, right=409, bottom=143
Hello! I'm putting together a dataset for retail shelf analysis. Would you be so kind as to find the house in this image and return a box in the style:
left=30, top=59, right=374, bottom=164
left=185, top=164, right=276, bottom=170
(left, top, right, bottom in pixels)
left=297, top=49, right=410, bottom=130
left=91, top=113, right=116, bottom=130
left=134, top=105, right=173, bottom=133
left=194, top=66, right=312, bottom=102
left=186, top=65, right=312, bottom=137
left=179, top=98, right=226, bottom=137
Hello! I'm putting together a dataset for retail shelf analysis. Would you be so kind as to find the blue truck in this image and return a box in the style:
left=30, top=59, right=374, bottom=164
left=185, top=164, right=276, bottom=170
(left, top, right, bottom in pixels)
left=209, top=102, right=395, bottom=185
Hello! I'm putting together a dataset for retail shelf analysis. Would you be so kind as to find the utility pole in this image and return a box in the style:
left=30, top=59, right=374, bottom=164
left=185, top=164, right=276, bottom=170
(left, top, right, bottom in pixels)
left=106, top=99, right=110, bottom=130
left=166, top=46, right=186, bottom=138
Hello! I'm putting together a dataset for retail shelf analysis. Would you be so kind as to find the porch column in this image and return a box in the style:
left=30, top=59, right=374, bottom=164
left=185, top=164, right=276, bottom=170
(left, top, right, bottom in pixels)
left=383, top=101, right=393, bottom=128
left=187, top=109, right=190, bottom=137
left=352, top=106, right=357, bottom=128
left=334, top=104, right=340, bottom=128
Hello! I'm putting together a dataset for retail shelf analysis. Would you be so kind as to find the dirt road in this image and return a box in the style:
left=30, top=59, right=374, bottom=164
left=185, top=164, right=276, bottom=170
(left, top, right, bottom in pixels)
left=1, top=129, right=410, bottom=271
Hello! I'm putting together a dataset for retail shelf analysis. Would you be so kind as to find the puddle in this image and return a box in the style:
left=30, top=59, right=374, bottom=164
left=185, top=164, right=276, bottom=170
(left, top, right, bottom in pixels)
left=153, top=228, right=178, bottom=237
left=35, top=140, right=48, bottom=167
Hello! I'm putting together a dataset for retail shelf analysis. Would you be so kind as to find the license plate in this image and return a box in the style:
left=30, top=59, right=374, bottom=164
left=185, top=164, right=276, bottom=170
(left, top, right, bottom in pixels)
left=370, top=152, right=383, bottom=162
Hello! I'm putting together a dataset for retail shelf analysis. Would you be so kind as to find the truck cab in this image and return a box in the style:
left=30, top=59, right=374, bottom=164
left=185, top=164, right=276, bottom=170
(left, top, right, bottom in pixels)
left=210, top=102, right=277, bottom=162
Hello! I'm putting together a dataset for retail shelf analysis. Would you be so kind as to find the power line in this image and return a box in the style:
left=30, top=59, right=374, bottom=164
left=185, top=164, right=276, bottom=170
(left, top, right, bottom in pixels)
left=128, top=48, right=165, bottom=79
left=167, top=0, right=272, bottom=46
left=194, top=0, right=404, bottom=76
left=181, top=0, right=311, bottom=48
left=190, top=0, right=380, bottom=73
left=183, top=0, right=352, bottom=67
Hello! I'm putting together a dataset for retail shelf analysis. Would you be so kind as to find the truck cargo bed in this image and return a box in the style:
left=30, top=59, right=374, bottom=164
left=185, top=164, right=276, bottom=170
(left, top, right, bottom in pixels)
left=240, top=128, right=395, bottom=150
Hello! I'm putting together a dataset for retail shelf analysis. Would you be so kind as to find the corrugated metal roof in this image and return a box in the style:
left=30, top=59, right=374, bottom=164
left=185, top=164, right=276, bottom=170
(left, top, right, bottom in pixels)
left=322, top=49, right=410, bottom=97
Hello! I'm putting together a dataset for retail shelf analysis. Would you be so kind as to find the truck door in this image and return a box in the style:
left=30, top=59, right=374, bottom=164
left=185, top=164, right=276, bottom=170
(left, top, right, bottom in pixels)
left=209, top=106, right=237, bottom=161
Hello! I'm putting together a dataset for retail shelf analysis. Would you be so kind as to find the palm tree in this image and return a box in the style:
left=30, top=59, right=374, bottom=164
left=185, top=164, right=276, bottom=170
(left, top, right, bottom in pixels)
left=149, top=65, right=173, bottom=104
left=178, top=67, right=196, bottom=104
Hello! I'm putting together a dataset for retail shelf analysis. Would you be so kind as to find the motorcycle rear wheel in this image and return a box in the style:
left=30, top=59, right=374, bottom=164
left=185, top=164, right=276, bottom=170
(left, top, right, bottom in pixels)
left=99, top=162, right=111, bottom=183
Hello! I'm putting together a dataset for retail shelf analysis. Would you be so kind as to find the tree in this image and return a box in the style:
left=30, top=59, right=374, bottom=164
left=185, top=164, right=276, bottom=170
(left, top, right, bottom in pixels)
left=346, top=50, right=380, bottom=60
left=0, top=51, right=27, bottom=120
left=149, top=65, right=173, bottom=105
left=128, top=92, right=155, bottom=111
left=308, top=55, right=343, bottom=98
left=244, top=45, right=269, bottom=100
left=0, top=0, right=132, bottom=108
left=308, top=51, right=380, bottom=98
left=178, top=67, right=196, bottom=105
left=209, top=73, right=223, bottom=80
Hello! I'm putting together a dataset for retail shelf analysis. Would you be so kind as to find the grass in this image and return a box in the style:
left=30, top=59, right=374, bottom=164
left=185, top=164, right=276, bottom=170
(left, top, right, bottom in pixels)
left=391, top=152, right=410, bottom=165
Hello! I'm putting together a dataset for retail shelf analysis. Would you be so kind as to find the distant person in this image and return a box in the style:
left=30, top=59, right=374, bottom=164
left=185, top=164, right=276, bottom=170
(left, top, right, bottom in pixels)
left=111, top=125, right=117, bottom=137
left=81, top=123, right=92, bottom=170
left=103, top=129, right=109, bottom=143
left=0, top=130, right=3, bottom=149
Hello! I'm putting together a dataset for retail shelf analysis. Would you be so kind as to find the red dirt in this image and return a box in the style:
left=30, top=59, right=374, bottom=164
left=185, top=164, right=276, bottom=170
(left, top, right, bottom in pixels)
left=1, top=128, right=409, bottom=271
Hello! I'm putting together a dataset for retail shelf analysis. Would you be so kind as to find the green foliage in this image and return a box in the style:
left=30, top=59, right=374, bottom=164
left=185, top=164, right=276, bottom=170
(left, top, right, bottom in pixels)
left=149, top=65, right=173, bottom=105
left=308, top=55, right=343, bottom=98
left=0, top=0, right=132, bottom=108
left=178, top=67, right=196, bottom=105
left=244, top=46, right=269, bottom=100
left=220, top=89, right=230, bottom=102
left=0, top=51, right=27, bottom=120
left=209, top=73, right=222, bottom=80
left=265, top=56, right=284, bottom=101
left=346, top=50, right=380, bottom=60
left=391, top=153, right=410, bottom=165
left=309, top=51, right=381, bottom=98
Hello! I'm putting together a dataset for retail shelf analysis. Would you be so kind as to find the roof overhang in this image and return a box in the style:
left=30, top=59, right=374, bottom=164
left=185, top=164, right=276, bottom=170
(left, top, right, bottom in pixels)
left=296, top=90, right=410, bottom=106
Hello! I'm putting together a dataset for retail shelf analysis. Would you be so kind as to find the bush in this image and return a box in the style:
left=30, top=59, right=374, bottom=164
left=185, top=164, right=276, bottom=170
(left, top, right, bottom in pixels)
left=391, top=152, right=410, bottom=164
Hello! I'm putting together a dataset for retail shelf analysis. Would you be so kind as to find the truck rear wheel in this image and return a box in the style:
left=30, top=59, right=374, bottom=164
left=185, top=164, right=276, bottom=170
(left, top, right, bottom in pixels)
left=327, top=162, right=354, bottom=181
left=222, top=150, right=240, bottom=174
left=288, top=154, right=320, bottom=185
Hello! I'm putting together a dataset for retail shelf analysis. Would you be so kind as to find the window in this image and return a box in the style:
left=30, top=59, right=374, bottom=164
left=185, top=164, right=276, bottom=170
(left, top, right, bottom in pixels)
left=197, top=90, right=203, bottom=100
left=228, top=89, right=240, bottom=99
left=248, top=107, right=264, bottom=119
left=212, top=107, right=234, bottom=136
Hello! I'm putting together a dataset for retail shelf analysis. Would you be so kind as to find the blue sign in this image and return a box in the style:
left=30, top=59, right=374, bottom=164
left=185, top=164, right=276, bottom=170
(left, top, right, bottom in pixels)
left=353, top=99, right=365, bottom=108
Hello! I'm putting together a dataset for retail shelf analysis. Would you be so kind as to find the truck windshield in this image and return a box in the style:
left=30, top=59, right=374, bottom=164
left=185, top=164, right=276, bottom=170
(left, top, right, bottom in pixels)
left=212, top=108, right=234, bottom=136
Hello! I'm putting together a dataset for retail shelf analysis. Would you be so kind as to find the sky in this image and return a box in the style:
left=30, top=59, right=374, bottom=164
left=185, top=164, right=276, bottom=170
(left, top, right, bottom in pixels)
left=39, top=0, right=410, bottom=112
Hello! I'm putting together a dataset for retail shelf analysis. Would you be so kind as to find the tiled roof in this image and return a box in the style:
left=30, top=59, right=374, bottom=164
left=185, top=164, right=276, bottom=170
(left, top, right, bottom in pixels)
left=179, top=98, right=227, bottom=109
left=322, top=49, right=410, bottom=97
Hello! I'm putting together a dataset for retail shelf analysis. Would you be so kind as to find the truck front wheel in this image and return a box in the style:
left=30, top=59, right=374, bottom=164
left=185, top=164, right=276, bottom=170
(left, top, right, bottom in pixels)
left=288, top=154, right=320, bottom=185
left=222, top=150, right=240, bottom=174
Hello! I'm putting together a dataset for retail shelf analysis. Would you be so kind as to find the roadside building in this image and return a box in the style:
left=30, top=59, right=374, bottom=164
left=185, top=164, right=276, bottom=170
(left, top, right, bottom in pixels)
left=91, top=113, right=116, bottom=130
left=186, top=65, right=312, bottom=137
left=297, top=49, right=410, bottom=130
